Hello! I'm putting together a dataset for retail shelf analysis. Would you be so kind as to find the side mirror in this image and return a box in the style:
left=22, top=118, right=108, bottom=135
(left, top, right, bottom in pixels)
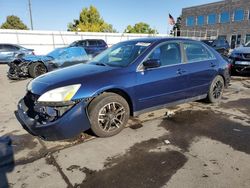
left=143, top=59, right=161, bottom=69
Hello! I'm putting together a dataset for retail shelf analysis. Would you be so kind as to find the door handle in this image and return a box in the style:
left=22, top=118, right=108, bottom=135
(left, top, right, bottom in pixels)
left=176, top=69, right=186, bottom=75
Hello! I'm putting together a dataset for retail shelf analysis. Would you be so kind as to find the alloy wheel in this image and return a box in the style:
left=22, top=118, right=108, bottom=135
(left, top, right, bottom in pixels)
left=212, top=80, right=223, bottom=99
left=98, top=102, right=125, bottom=132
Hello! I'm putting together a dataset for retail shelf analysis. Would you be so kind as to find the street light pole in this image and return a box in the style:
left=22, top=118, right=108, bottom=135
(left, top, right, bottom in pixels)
left=28, top=0, right=34, bottom=30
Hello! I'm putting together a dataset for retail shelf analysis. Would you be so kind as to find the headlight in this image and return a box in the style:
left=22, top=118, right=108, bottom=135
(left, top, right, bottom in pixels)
left=38, top=84, right=81, bottom=102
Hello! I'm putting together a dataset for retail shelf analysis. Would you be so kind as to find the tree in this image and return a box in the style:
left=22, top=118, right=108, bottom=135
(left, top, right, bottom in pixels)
left=0, top=15, right=28, bottom=30
left=68, top=5, right=117, bottom=32
left=171, top=16, right=182, bottom=36
left=124, top=22, right=158, bottom=34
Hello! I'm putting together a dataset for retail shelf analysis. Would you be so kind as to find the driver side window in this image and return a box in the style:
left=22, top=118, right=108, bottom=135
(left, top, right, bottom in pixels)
left=147, top=43, right=181, bottom=67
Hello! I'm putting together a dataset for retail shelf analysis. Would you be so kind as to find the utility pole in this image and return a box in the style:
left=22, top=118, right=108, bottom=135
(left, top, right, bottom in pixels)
left=28, top=0, right=34, bottom=30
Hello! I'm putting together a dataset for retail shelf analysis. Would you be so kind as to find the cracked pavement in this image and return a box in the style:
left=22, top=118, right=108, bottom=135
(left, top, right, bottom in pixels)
left=0, top=65, right=250, bottom=188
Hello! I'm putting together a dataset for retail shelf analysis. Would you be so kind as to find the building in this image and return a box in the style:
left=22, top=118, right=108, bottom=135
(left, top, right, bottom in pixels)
left=181, top=0, right=250, bottom=49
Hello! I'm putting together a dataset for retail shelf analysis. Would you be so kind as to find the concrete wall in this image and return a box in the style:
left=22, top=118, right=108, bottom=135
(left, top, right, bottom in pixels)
left=0, top=29, right=169, bottom=55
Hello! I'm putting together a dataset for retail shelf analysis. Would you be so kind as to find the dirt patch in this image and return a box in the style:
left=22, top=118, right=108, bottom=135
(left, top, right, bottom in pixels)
left=221, top=98, right=250, bottom=114
left=160, top=110, right=250, bottom=154
left=4, top=134, right=38, bottom=154
left=129, top=124, right=143, bottom=130
left=79, top=138, right=187, bottom=188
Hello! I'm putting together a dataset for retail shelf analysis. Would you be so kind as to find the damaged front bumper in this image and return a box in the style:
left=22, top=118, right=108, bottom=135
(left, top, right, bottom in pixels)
left=7, top=60, right=29, bottom=80
left=16, top=94, right=91, bottom=141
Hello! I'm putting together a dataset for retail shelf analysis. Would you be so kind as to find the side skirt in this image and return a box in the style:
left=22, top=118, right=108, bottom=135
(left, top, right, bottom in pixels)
left=133, top=94, right=207, bottom=117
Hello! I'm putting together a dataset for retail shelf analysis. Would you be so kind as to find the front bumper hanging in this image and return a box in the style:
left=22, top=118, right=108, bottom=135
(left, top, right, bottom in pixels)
left=16, top=97, right=91, bottom=141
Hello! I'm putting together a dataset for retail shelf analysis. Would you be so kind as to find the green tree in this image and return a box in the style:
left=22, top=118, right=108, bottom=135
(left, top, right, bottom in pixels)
left=68, top=5, right=116, bottom=32
left=171, top=16, right=182, bottom=36
left=124, top=22, right=158, bottom=34
left=0, top=15, right=28, bottom=30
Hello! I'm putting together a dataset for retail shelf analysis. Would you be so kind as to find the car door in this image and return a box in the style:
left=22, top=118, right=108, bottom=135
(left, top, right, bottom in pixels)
left=0, top=45, right=18, bottom=62
left=85, top=40, right=98, bottom=56
left=134, top=42, right=189, bottom=112
left=181, top=42, right=218, bottom=98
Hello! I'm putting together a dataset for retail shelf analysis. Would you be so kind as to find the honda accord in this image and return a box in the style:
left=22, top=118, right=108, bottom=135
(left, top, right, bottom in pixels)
left=16, top=38, right=230, bottom=140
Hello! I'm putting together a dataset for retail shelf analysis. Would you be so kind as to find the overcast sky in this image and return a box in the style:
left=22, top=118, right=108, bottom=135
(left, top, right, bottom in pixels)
left=0, top=0, right=219, bottom=33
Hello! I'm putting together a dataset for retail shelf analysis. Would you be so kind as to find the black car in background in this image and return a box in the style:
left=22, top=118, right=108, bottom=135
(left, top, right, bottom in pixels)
left=229, top=42, right=250, bottom=75
left=69, top=39, right=108, bottom=57
left=8, top=46, right=89, bottom=79
left=202, top=39, right=230, bottom=56
left=0, top=44, right=34, bottom=64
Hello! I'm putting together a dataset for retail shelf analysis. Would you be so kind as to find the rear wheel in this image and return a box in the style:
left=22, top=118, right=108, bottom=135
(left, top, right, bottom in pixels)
left=88, top=93, right=130, bottom=137
left=207, top=75, right=224, bottom=103
left=28, top=62, right=47, bottom=78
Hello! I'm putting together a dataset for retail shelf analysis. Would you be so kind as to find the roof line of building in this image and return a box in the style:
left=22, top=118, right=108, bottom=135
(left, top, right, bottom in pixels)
left=182, top=0, right=225, bottom=10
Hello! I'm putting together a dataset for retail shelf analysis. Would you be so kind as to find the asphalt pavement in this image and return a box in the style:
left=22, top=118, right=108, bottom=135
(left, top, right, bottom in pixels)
left=0, top=64, right=250, bottom=188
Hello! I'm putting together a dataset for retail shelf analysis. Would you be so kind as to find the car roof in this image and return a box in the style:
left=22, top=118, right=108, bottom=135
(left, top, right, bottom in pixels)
left=124, top=37, right=199, bottom=43
left=0, top=43, right=25, bottom=48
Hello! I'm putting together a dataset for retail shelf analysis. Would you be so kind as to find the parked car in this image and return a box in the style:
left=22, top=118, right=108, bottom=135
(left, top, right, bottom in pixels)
left=16, top=38, right=230, bottom=141
left=0, top=44, right=34, bottom=64
left=229, top=41, right=250, bottom=75
left=201, top=39, right=230, bottom=56
left=69, top=39, right=108, bottom=57
left=8, top=46, right=89, bottom=79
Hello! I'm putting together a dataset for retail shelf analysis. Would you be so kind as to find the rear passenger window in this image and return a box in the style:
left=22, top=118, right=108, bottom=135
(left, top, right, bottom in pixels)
left=88, top=41, right=97, bottom=46
left=97, top=40, right=104, bottom=46
left=4, top=45, right=19, bottom=51
left=184, top=43, right=214, bottom=62
left=148, top=43, right=181, bottom=66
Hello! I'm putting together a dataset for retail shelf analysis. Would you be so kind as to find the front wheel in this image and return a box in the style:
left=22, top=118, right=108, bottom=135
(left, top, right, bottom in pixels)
left=88, top=93, right=130, bottom=137
left=28, top=62, right=47, bottom=78
left=207, top=75, right=225, bottom=103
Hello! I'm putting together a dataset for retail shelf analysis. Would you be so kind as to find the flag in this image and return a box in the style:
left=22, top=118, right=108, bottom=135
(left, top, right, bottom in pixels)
left=168, top=14, right=175, bottom=25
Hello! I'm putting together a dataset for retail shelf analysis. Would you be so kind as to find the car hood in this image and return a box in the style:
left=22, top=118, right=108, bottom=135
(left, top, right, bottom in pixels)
left=232, top=46, right=250, bottom=54
left=22, top=55, right=54, bottom=62
left=28, top=63, right=117, bottom=95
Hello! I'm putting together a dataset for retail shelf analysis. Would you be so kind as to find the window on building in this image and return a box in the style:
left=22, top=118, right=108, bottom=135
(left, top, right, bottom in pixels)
left=220, top=11, right=230, bottom=23
left=237, top=35, right=241, bottom=45
left=245, top=34, right=250, bottom=44
left=197, top=15, right=205, bottom=26
left=234, top=9, right=244, bottom=21
left=208, top=14, right=216, bottom=24
left=186, top=16, right=195, bottom=26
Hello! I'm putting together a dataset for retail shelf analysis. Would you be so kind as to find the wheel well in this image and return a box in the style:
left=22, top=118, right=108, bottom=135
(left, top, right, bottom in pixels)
left=29, top=61, right=47, bottom=71
left=104, top=89, right=134, bottom=116
left=218, top=74, right=226, bottom=85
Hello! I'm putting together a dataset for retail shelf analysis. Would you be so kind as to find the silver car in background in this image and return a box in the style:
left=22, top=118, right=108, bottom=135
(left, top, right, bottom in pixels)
left=0, top=44, right=34, bottom=64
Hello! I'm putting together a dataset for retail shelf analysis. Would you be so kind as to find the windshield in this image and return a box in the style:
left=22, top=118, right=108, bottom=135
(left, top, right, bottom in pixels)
left=89, top=41, right=151, bottom=67
left=47, top=48, right=66, bottom=58
left=46, top=47, right=89, bottom=65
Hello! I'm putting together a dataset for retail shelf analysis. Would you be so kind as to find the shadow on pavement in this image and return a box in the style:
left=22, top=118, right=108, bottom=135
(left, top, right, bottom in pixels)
left=0, top=136, right=15, bottom=188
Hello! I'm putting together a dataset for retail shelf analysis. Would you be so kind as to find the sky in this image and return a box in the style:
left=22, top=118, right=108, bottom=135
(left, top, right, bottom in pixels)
left=0, top=0, right=219, bottom=33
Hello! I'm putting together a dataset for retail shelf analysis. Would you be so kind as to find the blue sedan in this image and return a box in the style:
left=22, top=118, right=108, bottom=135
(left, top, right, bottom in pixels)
left=16, top=38, right=230, bottom=140
left=8, top=46, right=89, bottom=79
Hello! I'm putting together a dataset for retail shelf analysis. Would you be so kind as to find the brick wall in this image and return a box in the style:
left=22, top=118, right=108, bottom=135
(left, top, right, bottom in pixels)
left=181, top=0, right=250, bottom=47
